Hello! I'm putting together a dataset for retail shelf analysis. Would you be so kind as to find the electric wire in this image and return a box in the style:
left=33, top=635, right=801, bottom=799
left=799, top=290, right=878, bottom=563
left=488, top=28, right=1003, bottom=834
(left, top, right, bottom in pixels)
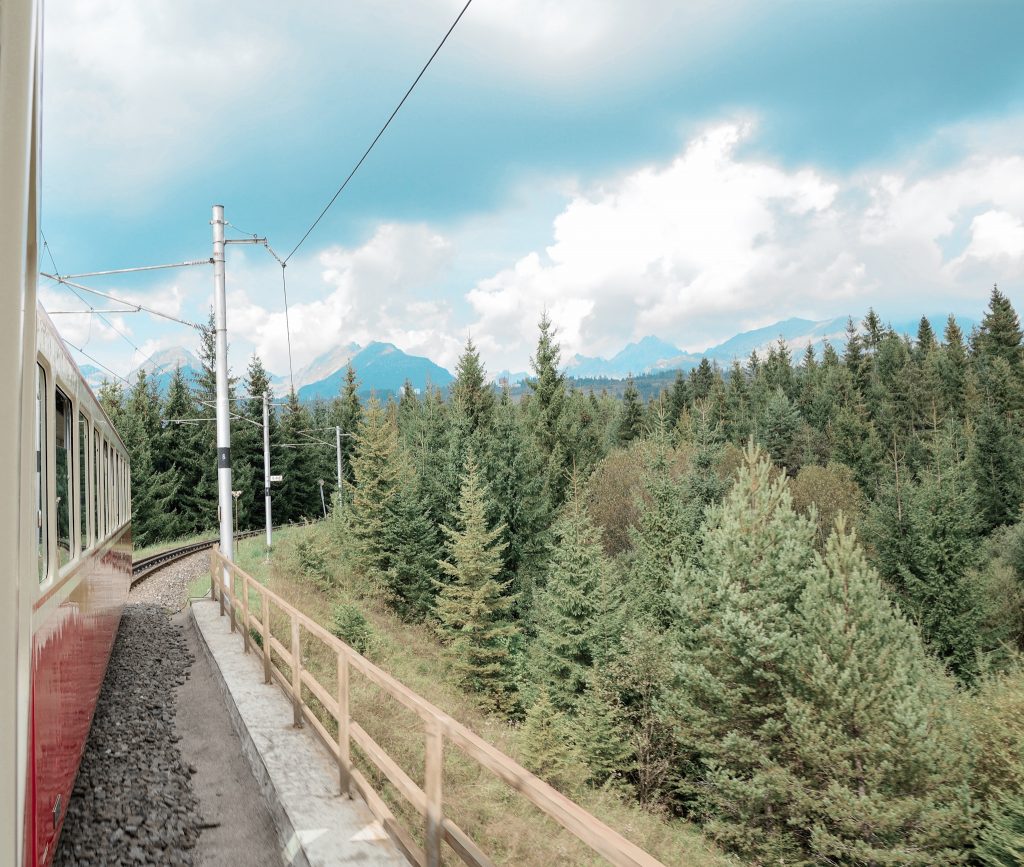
left=40, top=272, right=202, bottom=330
left=41, top=231, right=170, bottom=380
left=283, top=0, right=474, bottom=264
left=63, top=340, right=132, bottom=386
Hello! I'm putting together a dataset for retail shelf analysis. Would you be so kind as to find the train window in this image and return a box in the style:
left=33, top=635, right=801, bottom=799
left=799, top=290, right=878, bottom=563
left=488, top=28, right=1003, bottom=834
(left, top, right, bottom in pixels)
left=36, top=365, right=47, bottom=583
left=102, top=440, right=109, bottom=535
left=55, top=389, right=73, bottom=568
left=94, top=430, right=101, bottom=540
left=79, top=415, right=89, bottom=550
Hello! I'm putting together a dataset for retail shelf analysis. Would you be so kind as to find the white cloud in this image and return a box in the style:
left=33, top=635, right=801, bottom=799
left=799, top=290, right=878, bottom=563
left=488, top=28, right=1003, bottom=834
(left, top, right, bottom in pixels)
left=462, top=119, right=1024, bottom=371
left=44, top=0, right=281, bottom=201
left=228, top=223, right=462, bottom=376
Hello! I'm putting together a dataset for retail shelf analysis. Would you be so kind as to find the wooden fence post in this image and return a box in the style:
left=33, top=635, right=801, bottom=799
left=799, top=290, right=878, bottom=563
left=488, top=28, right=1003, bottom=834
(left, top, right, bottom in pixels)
left=290, top=613, right=302, bottom=728
left=216, top=551, right=225, bottom=619
left=229, top=563, right=237, bottom=634
left=337, top=650, right=351, bottom=797
left=241, top=571, right=250, bottom=653
left=261, top=591, right=272, bottom=684
left=425, top=718, right=444, bottom=867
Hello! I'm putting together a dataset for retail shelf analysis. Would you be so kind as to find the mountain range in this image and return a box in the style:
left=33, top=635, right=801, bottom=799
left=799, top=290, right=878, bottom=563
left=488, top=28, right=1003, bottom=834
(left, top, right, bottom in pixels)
left=80, top=312, right=978, bottom=400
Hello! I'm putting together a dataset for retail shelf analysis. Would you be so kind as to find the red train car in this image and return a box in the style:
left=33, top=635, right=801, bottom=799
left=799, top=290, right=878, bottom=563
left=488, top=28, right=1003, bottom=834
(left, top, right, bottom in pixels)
left=1, top=2, right=133, bottom=864
left=30, top=312, right=132, bottom=866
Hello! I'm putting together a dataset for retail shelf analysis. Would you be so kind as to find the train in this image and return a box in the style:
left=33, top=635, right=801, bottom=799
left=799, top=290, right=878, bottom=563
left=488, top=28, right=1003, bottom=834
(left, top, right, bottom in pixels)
left=1, top=2, right=134, bottom=865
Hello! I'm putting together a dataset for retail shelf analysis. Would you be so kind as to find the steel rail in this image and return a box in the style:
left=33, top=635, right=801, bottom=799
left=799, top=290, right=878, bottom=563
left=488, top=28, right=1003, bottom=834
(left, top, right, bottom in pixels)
left=131, top=524, right=303, bottom=587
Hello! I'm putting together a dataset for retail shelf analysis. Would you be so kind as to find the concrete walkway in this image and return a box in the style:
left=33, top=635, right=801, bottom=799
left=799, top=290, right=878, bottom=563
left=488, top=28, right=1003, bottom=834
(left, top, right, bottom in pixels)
left=189, top=599, right=405, bottom=867
left=175, top=609, right=282, bottom=867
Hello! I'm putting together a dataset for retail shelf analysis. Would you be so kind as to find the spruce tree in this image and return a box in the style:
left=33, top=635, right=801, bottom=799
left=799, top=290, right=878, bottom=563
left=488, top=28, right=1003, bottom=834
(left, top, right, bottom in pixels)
left=617, top=375, right=644, bottom=445
left=667, top=370, right=690, bottom=427
left=349, top=398, right=401, bottom=583
left=278, top=390, right=321, bottom=521
left=332, top=364, right=362, bottom=485
left=156, top=365, right=205, bottom=533
left=451, top=337, right=495, bottom=435
left=781, top=521, right=974, bottom=864
left=435, top=456, right=518, bottom=708
left=482, top=387, right=550, bottom=621
left=532, top=481, right=620, bottom=712
left=519, top=689, right=585, bottom=793
left=976, top=285, right=1023, bottom=370
left=526, top=312, right=569, bottom=508
left=382, top=453, right=440, bottom=620
left=627, top=419, right=724, bottom=631
left=669, top=447, right=974, bottom=863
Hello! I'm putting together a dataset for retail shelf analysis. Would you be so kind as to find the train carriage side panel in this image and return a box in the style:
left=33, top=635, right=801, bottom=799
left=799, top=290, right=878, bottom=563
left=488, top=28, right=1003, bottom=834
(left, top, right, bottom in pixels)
left=31, top=310, right=131, bottom=866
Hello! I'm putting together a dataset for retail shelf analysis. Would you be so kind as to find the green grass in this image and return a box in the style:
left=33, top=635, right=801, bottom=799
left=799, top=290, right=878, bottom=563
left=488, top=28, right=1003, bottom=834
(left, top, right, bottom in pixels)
left=230, top=525, right=737, bottom=867
left=132, top=529, right=218, bottom=561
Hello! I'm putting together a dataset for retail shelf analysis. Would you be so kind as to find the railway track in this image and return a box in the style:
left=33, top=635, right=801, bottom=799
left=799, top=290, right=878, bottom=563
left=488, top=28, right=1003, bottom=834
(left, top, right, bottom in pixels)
left=131, top=529, right=265, bottom=587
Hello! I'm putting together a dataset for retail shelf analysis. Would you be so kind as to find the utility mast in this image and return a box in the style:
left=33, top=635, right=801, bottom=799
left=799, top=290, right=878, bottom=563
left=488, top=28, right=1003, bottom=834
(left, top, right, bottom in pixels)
left=264, top=392, right=272, bottom=549
left=212, top=205, right=234, bottom=589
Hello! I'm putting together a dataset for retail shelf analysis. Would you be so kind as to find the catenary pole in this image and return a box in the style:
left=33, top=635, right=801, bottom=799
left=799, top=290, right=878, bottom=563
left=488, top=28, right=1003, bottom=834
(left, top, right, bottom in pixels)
left=264, top=392, right=272, bottom=549
left=212, top=205, right=234, bottom=590
left=335, top=425, right=343, bottom=506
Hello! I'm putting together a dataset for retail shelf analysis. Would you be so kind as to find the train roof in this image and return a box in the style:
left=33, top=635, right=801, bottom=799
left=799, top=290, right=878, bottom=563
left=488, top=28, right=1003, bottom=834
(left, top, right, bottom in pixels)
left=36, top=305, right=129, bottom=457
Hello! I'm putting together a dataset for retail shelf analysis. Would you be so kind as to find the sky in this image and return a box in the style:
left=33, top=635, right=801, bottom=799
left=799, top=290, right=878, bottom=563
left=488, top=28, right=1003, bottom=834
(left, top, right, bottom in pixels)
left=38, top=0, right=1024, bottom=382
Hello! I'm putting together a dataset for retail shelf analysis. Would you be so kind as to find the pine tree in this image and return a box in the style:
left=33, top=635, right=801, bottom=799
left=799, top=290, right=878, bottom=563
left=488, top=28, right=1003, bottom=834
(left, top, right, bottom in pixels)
left=482, top=387, right=550, bottom=621
left=333, top=364, right=363, bottom=485
left=156, top=365, right=205, bottom=533
left=435, top=456, right=518, bottom=708
left=278, top=390, right=321, bottom=521
left=526, top=312, right=569, bottom=507
left=627, top=420, right=724, bottom=631
left=667, top=370, right=690, bottom=428
left=519, top=689, right=585, bottom=793
left=532, top=481, right=620, bottom=712
left=780, top=521, right=975, bottom=864
left=573, top=669, right=634, bottom=788
left=451, top=337, right=495, bottom=435
left=382, top=453, right=440, bottom=620
left=349, top=398, right=401, bottom=583
left=689, top=357, right=715, bottom=401
left=844, top=316, right=869, bottom=395
left=617, top=375, right=644, bottom=445
left=870, top=421, right=984, bottom=680
left=939, top=314, right=969, bottom=417
left=669, top=447, right=974, bottom=863
left=916, top=315, right=938, bottom=358
left=976, top=285, right=1023, bottom=370
left=757, top=387, right=801, bottom=468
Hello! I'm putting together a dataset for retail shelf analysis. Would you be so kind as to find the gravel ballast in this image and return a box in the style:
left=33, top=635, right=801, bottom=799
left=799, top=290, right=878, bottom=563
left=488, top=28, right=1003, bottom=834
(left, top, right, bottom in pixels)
left=130, top=550, right=212, bottom=611
left=54, top=604, right=201, bottom=867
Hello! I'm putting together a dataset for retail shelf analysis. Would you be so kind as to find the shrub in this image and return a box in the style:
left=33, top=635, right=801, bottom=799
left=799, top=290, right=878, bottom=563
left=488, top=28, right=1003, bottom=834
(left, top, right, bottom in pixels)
left=329, top=603, right=372, bottom=655
left=295, top=535, right=334, bottom=590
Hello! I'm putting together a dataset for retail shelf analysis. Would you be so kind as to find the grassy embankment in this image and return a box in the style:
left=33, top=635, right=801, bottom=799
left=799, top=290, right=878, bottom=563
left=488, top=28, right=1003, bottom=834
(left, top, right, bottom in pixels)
left=217, top=523, right=735, bottom=867
left=133, top=530, right=219, bottom=561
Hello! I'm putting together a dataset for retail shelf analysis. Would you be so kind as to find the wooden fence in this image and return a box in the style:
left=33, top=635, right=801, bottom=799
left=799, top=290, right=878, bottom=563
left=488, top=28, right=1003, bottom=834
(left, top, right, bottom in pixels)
left=208, top=548, right=666, bottom=867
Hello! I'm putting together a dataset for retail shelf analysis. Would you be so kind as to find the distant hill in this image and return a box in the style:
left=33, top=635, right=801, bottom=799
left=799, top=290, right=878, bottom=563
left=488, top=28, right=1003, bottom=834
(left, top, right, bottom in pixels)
left=568, top=336, right=697, bottom=379
left=269, top=342, right=361, bottom=394
left=75, top=312, right=980, bottom=399
left=128, top=347, right=204, bottom=394
left=297, top=341, right=454, bottom=401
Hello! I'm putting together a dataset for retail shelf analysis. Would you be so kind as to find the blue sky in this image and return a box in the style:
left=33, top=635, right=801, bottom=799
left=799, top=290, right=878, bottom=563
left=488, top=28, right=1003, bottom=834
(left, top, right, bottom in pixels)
left=39, top=0, right=1024, bottom=380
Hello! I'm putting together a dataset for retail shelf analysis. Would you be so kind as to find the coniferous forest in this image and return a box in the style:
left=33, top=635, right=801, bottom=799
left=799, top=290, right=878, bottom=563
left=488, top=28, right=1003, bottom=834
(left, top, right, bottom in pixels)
left=103, top=288, right=1024, bottom=864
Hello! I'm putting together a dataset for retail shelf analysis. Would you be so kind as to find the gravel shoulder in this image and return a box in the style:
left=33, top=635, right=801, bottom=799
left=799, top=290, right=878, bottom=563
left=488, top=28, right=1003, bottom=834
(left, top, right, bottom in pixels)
left=55, top=553, right=281, bottom=867
left=130, top=550, right=212, bottom=611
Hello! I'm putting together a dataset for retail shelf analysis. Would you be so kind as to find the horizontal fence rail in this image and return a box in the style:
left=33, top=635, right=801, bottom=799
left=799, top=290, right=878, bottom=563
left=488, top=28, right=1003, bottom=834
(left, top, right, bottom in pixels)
left=208, top=547, right=666, bottom=867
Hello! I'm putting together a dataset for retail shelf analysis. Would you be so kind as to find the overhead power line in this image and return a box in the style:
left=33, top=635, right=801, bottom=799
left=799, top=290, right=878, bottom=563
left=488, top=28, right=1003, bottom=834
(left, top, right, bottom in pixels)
left=63, top=340, right=131, bottom=386
left=40, top=272, right=202, bottom=330
left=283, top=0, right=474, bottom=264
